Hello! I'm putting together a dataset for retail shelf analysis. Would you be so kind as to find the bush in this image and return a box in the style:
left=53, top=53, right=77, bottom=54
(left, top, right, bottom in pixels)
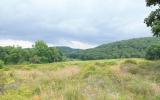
left=124, top=59, right=137, bottom=65
left=0, top=60, right=4, bottom=69
left=29, top=55, right=41, bottom=64
left=120, top=60, right=139, bottom=74
left=146, top=45, right=160, bottom=60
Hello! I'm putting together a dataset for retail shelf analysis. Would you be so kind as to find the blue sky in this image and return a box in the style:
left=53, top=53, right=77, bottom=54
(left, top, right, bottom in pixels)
left=0, top=0, right=152, bottom=49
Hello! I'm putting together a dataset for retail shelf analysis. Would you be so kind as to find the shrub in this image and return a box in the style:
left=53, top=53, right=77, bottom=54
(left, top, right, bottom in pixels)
left=146, top=45, right=160, bottom=60
left=124, top=59, right=137, bottom=65
left=120, top=59, right=139, bottom=74
left=29, top=55, right=41, bottom=64
left=0, top=60, right=4, bottom=69
left=104, top=60, right=117, bottom=65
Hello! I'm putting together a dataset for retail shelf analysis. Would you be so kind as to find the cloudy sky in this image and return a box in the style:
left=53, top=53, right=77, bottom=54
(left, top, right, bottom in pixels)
left=0, top=0, right=152, bottom=49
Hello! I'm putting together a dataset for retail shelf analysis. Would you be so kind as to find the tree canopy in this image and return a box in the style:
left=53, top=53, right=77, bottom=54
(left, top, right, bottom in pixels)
left=145, top=0, right=160, bottom=36
left=146, top=0, right=160, bottom=6
left=0, top=40, right=64, bottom=64
left=146, top=44, right=160, bottom=60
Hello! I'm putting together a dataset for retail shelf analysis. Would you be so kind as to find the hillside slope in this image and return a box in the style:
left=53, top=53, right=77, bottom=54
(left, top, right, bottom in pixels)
left=68, top=37, right=160, bottom=60
left=0, top=59, right=160, bottom=100
left=56, top=46, right=81, bottom=57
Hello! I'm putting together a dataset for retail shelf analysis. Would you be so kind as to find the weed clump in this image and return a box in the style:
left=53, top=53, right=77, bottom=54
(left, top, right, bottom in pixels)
left=123, top=59, right=137, bottom=65
left=120, top=59, right=139, bottom=74
left=104, top=60, right=117, bottom=65
left=64, top=88, right=85, bottom=100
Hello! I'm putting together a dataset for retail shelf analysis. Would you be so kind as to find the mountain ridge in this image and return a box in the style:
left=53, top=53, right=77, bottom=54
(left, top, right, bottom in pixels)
left=57, top=37, right=160, bottom=60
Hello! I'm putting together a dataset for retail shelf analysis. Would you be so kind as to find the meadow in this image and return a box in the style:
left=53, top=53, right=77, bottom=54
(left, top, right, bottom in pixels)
left=0, top=59, right=160, bottom=100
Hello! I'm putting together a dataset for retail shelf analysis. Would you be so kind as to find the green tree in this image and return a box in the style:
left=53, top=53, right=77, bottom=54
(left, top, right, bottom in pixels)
left=6, top=47, right=24, bottom=64
left=146, top=44, right=160, bottom=60
left=144, top=0, right=160, bottom=37
left=0, top=40, right=65, bottom=65
left=34, top=40, right=48, bottom=56
left=48, top=47, right=64, bottom=62
left=33, top=40, right=64, bottom=63
left=34, top=40, right=49, bottom=63
left=23, top=48, right=36, bottom=63
left=29, top=55, right=41, bottom=64
left=0, top=60, right=4, bottom=69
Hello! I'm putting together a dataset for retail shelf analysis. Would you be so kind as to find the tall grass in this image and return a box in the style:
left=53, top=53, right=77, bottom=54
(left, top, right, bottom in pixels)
left=0, top=58, right=160, bottom=100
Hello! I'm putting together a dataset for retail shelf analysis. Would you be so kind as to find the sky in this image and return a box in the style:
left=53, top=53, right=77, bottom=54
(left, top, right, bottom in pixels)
left=0, top=0, right=153, bottom=49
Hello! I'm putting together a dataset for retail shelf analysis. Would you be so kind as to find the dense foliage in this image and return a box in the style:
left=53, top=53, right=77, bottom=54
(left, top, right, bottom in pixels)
left=145, top=0, right=160, bottom=36
left=0, top=60, right=4, bottom=69
left=64, top=37, right=160, bottom=60
left=146, top=44, right=160, bottom=60
left=57, top=46, right=81, bottom=58
left=0, top=40, right=64, bottom=64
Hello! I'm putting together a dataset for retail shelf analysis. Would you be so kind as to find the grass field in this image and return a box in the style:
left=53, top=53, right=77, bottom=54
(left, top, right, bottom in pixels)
left=0, top=59, right=160, bottom=100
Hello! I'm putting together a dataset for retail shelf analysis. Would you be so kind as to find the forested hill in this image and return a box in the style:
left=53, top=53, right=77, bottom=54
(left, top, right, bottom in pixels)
left=56, top=46, right=81, bottom=55
left=65, top=37, right=160, bottom=60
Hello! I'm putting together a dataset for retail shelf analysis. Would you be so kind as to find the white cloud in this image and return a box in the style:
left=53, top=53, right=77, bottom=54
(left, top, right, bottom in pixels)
left=64, top=40, right=96, bottom=49
left=0, top=39, right=34, bottom=48
left=53, top=39, right=97, bottom=49
left=0, top=39, right=96, bottom=49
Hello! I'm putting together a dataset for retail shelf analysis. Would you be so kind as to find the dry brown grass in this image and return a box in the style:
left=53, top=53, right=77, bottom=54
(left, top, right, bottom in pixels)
left=0, top=59, right=160, bottom=100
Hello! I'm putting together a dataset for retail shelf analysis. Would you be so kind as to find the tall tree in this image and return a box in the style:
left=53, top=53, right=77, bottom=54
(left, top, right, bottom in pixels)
left=34, top=40, right=49, bottom=63
left=34, top=40, right=48, bottom=57
left=33, top=40, right=64, bottom=63
left=144, top=0, right=160, bottom=37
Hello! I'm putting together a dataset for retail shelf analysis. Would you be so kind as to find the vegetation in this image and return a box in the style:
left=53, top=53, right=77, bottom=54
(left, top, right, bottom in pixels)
left=57, top=46, right=81, bottom=59
left=1, top=1, right=160, bottom=100
left=146, top=44, right=160, bottom=60
left=0, top=60, right=4, bottom=69
left=0, top=40, right=64, bottom=65
left=0, top=59, right=160, bottom=100
left=1, top=37, right=160, bottom=63
left=66, top=37, right=160, bottom=60
left=145, top=0, right=160, bottom=37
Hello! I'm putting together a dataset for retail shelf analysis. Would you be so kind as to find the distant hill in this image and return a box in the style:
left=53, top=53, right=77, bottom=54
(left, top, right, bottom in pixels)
left=64, top=37, right=160, bottom=60
left=56, top=46, right=81, bottom=56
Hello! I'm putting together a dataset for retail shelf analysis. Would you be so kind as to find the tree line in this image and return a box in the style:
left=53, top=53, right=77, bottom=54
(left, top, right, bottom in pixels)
left=0, top=40, right=64, bottom=65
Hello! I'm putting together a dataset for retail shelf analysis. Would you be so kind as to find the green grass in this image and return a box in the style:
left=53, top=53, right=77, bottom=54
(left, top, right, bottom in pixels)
left=0, top=58, right=160, bottom=100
